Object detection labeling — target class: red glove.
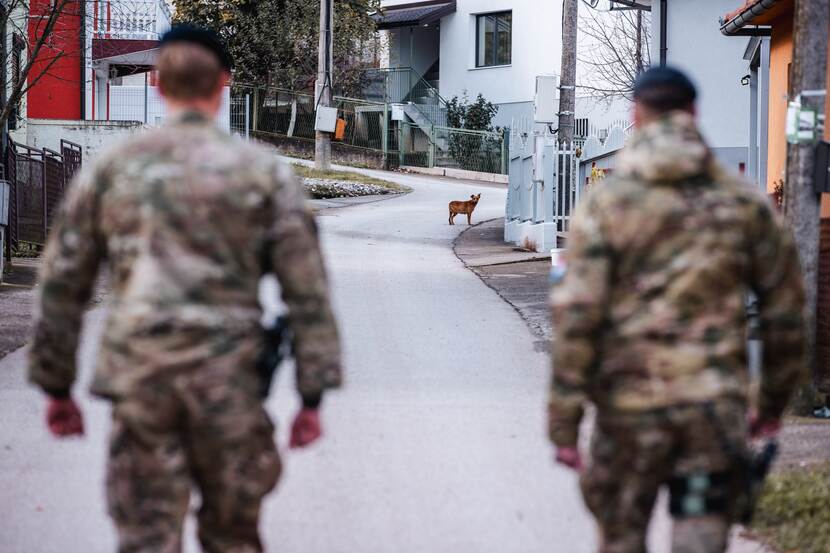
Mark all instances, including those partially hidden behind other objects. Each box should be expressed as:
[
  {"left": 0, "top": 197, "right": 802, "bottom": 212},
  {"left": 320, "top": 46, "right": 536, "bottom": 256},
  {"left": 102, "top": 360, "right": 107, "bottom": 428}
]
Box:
[
  {"left": 748, "top": 412, "right": 781, "bottom": 440},
  {"left": 289, "top": 407, "right": 322, "bottom": 449},
  {"left": 46, "top": 398, "right": 84, "bottom": 437},
  {"left": 555, "top": 446, "right": 583, "bottom": 471}
]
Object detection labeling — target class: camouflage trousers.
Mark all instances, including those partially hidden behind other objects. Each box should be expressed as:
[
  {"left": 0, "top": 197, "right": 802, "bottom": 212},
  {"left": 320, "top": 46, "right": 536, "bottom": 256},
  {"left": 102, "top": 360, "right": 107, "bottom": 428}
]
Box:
[
  {"left": 106, "top": 361, "right": 281, "bottom": 553},
  {"left": 580, "top": 399, "right": 747, "bottom": 553}
]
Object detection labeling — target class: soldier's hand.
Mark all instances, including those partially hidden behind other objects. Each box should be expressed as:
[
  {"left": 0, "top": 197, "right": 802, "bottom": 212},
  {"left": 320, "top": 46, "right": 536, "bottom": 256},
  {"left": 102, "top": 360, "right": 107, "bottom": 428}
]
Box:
[
  {"left": 555, "top": 446, "right": 583, "bottom": 471},
  {"left": 748, "top": 412, "right": 782, "bottom": 439},
  {"left": 290, "top": 407, "right": 322, "bottom": 448},
  {"left": 46, "top": 398, "right": 84, "bottom": 437}
]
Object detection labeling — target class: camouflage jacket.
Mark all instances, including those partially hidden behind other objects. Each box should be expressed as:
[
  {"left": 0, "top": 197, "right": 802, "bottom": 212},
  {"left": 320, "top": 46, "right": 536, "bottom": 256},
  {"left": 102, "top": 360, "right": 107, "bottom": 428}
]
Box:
[
  {"left": 29, "top": 111, "right": 342, "bottom": 400},
  {"left": 549, "top": 112, "right": 806, "bottom": 447}
]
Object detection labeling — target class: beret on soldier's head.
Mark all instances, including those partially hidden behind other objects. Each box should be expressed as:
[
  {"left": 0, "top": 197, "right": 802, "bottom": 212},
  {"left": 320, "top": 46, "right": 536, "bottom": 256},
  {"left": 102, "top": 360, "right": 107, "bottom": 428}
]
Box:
[
  {"left": 160, "top": 24, "right": 233, "bottom": 71},
  {"left": 633, "top": 66, "right": 697, "bottom": 104}
]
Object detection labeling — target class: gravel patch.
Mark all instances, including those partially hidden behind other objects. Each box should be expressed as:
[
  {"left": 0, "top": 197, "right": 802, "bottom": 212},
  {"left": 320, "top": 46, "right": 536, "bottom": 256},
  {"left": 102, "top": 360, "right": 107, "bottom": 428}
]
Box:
[{"left": 303, "top": 178, "right": 400, "bottom": 199}]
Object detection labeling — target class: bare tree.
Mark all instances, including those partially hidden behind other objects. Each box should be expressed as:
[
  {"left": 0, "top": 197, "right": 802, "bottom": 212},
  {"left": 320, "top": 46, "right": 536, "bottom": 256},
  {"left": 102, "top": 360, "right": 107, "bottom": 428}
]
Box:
[{"left": 578, "top": 1, "right": 651, "bottom": 101}]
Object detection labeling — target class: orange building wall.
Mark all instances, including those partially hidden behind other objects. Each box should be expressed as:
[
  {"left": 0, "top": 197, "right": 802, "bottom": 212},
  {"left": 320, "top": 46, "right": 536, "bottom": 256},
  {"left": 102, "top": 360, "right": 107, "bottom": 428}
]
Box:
[
  {"left": 766, "top": 15, "right": 830, "bottom": 218},
  {"left": 766, "top": 15, "right": 792, "bottom": 195}
]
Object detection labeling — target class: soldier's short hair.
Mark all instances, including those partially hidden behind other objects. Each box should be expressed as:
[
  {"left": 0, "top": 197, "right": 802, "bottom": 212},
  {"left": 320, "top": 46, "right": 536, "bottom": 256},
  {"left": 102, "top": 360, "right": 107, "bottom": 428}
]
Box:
[
  {"left": 156, "top": 40, "right": 225, "bottom": 100},
  {"left": 633, "top": 66, "right": 698, "bottom": 114}
]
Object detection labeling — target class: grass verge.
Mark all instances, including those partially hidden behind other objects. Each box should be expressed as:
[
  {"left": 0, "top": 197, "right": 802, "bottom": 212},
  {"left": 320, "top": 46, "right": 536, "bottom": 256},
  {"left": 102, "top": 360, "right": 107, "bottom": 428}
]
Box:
[
  {"left": 292, "top": 164, "right": 409, "bottom": 193},
  {"left": 751, "top": 462, "right": 830, "bottom": 553}
]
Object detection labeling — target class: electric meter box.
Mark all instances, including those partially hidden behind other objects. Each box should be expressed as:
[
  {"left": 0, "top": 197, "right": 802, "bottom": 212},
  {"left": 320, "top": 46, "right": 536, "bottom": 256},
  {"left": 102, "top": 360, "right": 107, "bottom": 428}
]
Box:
[
  {"left": 534, "top": 75, "right": 559, "bottom": 124},
  {"left": 391, "top": 104, "right": 406, "bottom": 122},
  {"left": 315, "top": 106, "right": 339, "bottom": 133}
]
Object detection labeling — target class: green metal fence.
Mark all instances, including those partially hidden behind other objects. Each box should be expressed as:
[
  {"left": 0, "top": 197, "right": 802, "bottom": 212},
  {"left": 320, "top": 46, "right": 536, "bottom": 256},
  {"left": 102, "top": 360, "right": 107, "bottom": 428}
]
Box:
[
  {"left": 235, "top": 85, "right": 392, "bottom": 153},
  {"left": 397, "top": 122, "right": 507, "bottom": 175},
  {"left": 232, "top": 84, "right": 508, "bottom": 175}
]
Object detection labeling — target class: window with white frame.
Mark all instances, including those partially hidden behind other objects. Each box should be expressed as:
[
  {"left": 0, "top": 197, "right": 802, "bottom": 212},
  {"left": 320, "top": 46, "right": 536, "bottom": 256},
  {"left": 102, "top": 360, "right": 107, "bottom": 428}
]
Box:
[{"left": 476, "top": 11, "right": 512, "bottom": 68}]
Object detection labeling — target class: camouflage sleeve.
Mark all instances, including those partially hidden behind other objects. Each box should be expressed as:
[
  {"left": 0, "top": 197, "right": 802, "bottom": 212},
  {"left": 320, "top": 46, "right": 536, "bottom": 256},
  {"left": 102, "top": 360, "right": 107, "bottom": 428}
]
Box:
[
  {"left": 28, "top": 167, "right": 105, "bottom": 396},
  {"left": 749, "top": 202, "right": 807, "bottom": 421},
  {"left": 268, "top": 162, "right": 342, "bottom": 400},
  {"left": 548, "top": 194, "right": 612, "bottom": 447}
]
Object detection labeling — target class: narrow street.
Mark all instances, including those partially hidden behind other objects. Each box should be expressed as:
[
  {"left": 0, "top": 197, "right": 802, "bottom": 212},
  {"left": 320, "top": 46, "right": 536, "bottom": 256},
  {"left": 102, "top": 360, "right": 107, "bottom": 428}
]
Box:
[{"left": 0, "top": 171, "right": 762, "bottom": 553}]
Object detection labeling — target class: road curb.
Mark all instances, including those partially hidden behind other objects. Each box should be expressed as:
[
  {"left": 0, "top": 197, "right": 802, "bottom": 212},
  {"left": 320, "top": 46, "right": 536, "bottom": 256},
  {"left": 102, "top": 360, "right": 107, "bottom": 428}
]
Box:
[{"left": 453, "top": 218, "right": 552, "bottom": 347}]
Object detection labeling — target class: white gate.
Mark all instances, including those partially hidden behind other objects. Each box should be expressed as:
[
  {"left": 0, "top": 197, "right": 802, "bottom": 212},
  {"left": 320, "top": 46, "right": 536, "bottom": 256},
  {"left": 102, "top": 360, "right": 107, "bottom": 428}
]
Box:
[{"left": 505, "top": 128, "right": 579, "bottom": 252}]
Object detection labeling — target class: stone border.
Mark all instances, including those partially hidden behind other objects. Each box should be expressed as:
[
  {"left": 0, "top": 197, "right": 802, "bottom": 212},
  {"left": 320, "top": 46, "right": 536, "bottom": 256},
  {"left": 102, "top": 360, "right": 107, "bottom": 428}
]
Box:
[{"left": 400, "top": 165, "right": 509, "bottom": 184}]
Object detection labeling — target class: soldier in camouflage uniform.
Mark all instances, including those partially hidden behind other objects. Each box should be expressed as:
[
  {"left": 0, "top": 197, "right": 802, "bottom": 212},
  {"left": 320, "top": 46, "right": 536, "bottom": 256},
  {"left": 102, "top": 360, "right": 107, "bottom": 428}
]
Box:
[
  {"left": 548, "top": 67, "right": 806, "bottom": 553},
  {"left": 28, "top": 25, "right": 341, "bottom": 553}
]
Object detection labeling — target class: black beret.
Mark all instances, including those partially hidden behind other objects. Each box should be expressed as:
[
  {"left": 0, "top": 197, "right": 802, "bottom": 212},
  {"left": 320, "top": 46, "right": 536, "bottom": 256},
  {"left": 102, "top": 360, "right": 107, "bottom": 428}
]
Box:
[
  {"left": 159, "top": 24, "right": 233, "bottom": 71},
  {"left": 633, "top": 66, "right": 697, "bottom": 103}
]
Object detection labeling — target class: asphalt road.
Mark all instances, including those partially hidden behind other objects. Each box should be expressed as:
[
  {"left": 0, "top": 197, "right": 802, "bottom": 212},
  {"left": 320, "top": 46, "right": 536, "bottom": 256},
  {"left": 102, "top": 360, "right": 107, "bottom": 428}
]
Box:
[{"left": 0, "top": 169, "right": 765, "bottom": 553}]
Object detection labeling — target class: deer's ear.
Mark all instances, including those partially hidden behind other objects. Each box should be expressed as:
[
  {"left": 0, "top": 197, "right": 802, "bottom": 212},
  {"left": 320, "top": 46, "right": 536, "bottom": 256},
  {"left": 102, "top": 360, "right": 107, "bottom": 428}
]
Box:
[{"left": 471, "top": 195, "right": 475, "bottom": 199}]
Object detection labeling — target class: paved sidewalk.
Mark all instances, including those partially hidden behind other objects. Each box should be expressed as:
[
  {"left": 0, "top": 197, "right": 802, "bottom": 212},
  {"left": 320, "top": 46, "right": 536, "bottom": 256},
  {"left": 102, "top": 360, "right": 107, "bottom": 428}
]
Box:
[
  {"left": 0, "top": 258, "right": 39, "bottom": 359},
  {"left": 454, "top": 218, "right": 552, "bottom": 345}
]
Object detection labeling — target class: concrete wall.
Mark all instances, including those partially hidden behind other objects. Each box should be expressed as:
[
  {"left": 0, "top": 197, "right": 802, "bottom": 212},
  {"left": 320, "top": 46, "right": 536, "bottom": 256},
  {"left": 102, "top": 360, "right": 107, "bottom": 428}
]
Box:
[
  {"left": 25, "top": 119, "right": 145, "bottom": 160},
  {"left": 254, "top": 133, "right": 392, "bottom": 171},
  {"left": 652, "top": 0, "right": 750, "bottom": 162}
]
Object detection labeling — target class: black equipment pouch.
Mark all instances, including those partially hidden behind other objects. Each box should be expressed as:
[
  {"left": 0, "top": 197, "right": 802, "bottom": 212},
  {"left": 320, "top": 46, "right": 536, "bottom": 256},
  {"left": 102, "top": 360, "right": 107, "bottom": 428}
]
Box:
[
  {"left": 669, "top": 471, "right": 732, "bottom": 517},
  {"left": 257, "top": 316, "right": 292, "bottom": 398},
  {"left": 696, "top": 402, "right": 779, "bottom": 524}
]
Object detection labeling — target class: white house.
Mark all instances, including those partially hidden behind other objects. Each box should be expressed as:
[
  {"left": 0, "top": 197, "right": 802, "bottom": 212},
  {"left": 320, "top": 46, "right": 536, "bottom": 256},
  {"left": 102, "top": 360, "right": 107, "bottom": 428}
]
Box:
[
  {"left": 650, "top": 0, "right": 751, "bottom": 174},
  {"left": 376, "top": 0, "right": 630, "bottom": 131}
]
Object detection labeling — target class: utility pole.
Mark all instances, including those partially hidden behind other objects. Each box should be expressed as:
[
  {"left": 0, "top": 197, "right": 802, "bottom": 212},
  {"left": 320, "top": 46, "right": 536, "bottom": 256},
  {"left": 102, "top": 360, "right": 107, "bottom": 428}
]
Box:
[
  {"left": 315, "top": 0, "right": 334, "bottom": 170},
  {"left": 558, "top": 0, "right": 578, "bottom": 144},
  {"left": 785, "top": 0, "right": 829, "bottom": 403}
]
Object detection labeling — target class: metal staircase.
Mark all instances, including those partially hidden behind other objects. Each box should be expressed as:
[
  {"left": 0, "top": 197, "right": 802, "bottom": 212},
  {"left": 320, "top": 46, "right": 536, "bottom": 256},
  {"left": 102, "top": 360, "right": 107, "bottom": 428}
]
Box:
[{"left": 358, "top": 67, "right": 449, "bottom": 149}]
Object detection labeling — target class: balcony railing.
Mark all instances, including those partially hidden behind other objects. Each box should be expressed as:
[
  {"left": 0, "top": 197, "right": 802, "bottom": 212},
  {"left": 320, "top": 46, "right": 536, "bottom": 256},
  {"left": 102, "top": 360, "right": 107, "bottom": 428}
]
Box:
[
  {"left": 93, "top": 0, "right": 172, "bottom": 40},
  {"left": 358, "top": 67, "right": 448, "bottom": 128}
]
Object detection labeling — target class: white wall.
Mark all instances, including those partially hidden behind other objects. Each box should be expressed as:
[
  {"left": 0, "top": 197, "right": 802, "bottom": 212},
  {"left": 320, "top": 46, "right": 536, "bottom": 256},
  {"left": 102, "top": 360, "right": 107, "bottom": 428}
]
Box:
[
  {"left": 439, "top": 0, "right": 563, "bottom": 107},
  {"left": 26, "top": 119, "right": 145, "bottom": 160},
  {"left": 652, "top": 0, "right": 750, "bottom": 159}
]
